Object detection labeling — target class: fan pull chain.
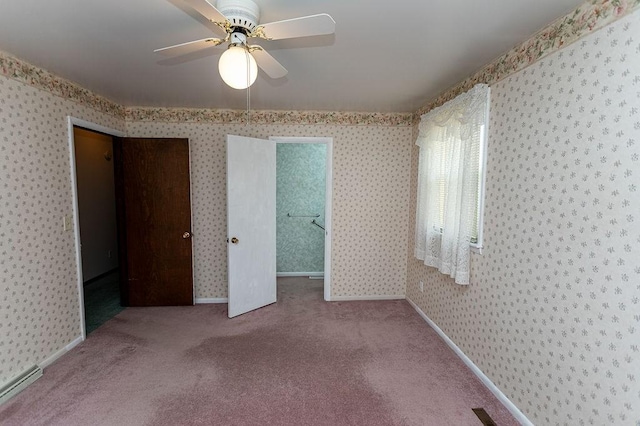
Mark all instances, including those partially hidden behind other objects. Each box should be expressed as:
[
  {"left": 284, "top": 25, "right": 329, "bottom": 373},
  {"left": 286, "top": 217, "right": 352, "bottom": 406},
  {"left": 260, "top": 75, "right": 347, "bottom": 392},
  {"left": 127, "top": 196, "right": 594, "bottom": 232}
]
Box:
[{"left": 245, "top": 48, "right": 251, "bottom": 126}]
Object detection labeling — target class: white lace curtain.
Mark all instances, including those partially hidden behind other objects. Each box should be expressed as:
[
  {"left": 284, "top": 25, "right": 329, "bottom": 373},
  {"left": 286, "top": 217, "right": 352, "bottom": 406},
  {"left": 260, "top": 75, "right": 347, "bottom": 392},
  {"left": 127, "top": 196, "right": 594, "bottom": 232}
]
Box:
[{"left": 415, "top": 84, "right": 490, "bottom": 285}]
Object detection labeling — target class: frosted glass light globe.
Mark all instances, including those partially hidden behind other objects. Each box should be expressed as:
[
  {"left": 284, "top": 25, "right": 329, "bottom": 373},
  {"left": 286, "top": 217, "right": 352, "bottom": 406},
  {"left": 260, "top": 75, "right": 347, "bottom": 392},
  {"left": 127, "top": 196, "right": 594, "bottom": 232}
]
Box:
[{"left": 218, "top": 46, "right": 258, "bottom": 90}]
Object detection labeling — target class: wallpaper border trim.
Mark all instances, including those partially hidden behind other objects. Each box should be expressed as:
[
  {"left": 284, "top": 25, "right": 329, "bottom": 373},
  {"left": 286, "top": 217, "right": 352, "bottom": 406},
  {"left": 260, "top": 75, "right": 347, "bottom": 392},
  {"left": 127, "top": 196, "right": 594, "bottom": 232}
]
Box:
[
  {"left": 0, "top": 51, "right": 125, "bottom": 119},
  {"left": 406, "top": 297, "right": 534, "bottom": 426},
  {"left": 3, "top": 1, "right": 638, "bottom": 125},
  {"left": 0, "top": 51, "right": 412, "bottom": 127},
  {"left": 415, "top": 0, "right": 640, "bottom": 117},
  {"left": 126, "top": 107, "right": 414, "bottom": 127}
]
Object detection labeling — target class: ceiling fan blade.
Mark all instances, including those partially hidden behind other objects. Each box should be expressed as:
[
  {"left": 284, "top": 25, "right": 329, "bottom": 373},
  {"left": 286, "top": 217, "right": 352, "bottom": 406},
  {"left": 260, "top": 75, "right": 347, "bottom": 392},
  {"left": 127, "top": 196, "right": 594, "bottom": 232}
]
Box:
[
  {"left": 254, "top": 13, "right": 335, "bottom": 40},
  {"left": 250, "top": 47, "right": 288, "bottom": 79},
  {"left": 181, "top": 0, "right": 229, "bottom": 35},
  {"left": 154, "top": 38, "right": 225, "bottom": 56}
]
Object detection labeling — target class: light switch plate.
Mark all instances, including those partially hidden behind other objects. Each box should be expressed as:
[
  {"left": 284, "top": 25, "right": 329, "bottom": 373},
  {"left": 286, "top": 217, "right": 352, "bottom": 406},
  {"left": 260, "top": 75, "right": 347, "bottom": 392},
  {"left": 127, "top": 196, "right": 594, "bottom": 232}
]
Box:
[{"left": 63, "top": 215, "right": 72, "bottom": 231}]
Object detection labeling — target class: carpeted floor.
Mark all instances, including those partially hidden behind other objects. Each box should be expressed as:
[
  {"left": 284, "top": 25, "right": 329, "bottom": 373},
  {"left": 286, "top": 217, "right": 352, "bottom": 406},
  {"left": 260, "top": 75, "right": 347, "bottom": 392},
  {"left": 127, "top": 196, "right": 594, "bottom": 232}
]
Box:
[
  {"left": 0, "top": 278, "right": 517, "bottom": 425},
  {"left": 84, "top": 270, "right": 125, "bottom": 335}
]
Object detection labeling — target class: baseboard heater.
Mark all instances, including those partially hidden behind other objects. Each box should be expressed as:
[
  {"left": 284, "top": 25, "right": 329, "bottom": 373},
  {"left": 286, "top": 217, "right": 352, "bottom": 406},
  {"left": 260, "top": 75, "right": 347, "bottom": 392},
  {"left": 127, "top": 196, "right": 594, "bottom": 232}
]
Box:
[{"left": 0, "top": 365, "right": 43, "bottom": 405}]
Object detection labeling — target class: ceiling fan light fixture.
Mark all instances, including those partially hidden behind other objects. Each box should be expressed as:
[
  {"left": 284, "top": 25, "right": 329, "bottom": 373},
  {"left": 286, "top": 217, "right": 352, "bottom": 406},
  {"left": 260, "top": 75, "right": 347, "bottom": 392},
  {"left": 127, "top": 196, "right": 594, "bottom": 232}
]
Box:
[
  {"left": 157, "top": 0, "right": 336, "bottom": 89},
  {"left": 218, "top": 44, "right": 258, "bottom": 89}
]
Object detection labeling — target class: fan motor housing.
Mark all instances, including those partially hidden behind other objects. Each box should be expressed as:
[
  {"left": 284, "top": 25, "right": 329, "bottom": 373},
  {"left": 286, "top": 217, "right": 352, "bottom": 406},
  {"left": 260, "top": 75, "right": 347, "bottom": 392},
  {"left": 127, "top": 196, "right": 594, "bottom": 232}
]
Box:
[{"left": 217, "top": 0, "right": 260, "bottom": 33}]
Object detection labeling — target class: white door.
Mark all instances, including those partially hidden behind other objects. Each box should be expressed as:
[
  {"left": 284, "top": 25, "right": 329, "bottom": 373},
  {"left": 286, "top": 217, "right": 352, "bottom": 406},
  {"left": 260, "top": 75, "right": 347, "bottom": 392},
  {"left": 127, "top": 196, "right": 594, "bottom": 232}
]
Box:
[{"left": 226, "top": 134, "right": 276, "bottom": 318}]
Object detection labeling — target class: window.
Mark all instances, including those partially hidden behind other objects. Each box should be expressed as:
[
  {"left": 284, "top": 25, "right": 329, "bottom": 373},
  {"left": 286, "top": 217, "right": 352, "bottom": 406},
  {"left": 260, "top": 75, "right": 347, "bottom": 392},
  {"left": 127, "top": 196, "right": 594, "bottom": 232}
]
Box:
[
  {"left": 430, "top": 124, "right": 486, "bottom": 246},
  {"left": 415, "top": 84, "right": 490, "bottom": 285}
]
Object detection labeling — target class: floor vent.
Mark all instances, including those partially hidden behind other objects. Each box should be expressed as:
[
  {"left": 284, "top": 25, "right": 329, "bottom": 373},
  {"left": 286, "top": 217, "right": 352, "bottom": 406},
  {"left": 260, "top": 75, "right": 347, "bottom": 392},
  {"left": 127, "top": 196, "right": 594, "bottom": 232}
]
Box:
[
  {"left": 472, "top": 408, "right": 497, "bottom": 426},
  {"left": 0, "top": 365, "right": 43, "bottom": 405}
]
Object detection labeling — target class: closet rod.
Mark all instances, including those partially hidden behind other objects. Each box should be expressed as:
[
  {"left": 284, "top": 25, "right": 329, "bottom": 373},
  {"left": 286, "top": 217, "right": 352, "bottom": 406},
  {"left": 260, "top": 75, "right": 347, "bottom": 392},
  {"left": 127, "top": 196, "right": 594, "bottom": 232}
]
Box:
[{"left": 287, "top": 213, "right": 320, "bottom": 218}]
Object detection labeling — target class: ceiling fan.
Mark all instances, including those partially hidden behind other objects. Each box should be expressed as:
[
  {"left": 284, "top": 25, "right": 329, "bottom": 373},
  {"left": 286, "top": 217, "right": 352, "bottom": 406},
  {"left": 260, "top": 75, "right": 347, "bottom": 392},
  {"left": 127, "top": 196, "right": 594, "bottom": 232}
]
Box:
[{"left": 155, "top": 0, "right": 336, "bottom": 89}]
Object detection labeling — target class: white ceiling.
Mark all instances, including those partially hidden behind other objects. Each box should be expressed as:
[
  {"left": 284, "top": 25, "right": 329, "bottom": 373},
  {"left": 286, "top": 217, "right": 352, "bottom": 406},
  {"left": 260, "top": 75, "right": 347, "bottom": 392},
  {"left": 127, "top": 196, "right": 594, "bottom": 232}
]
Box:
[{"left": 0, "top": 0, "right": 585, "bottom": 113}]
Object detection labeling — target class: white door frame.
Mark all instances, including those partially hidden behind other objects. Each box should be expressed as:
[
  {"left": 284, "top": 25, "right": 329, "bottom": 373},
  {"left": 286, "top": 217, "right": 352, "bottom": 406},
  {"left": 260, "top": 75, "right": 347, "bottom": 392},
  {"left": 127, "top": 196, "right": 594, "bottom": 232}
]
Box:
[
  {"left": 270, "top": 136, "right": 333, "bottom": 302},
  {"left": 67, "top": 117, "right": 125, "bottom": 341}
]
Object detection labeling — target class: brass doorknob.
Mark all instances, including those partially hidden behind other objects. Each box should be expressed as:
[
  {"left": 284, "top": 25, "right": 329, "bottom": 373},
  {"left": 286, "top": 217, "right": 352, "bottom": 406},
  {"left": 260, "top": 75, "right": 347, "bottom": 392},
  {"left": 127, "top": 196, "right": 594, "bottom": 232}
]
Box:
[
  {"left": 182, "top": 232, "right": 191, "bottom": 239},
  {"left": 230, "top": 237, "right": 239, "bottom": 244}
]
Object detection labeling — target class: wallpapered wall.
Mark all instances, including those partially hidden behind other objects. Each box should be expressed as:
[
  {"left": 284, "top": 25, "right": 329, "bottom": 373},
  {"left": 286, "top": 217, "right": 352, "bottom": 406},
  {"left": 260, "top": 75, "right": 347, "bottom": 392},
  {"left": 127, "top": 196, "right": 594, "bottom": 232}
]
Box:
[
  {"left": 0, "top": 75, "right": 125, "bottom": 385},
  {"left": 126, "top": 122, "right": 412, "bottom": 300},
  {"left": 276, "top": 143, "right": 326, "bottom": 273},
  {"left": 407, "top": 9, "right": 640, "bottom": 426},
  {"left": 2, "top": 2, "right": 637, "bottom": 421}
]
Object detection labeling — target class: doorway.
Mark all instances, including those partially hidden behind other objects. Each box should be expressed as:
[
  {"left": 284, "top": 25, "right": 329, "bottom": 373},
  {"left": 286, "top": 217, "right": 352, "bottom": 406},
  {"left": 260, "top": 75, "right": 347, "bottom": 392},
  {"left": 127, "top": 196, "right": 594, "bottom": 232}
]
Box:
[
  {"left": 226, "top": 135, "right": 333, "bottom": 318},
  {"left": 275, "top": 140, "right": 328, "bottom": 289},
  {"left": 68, "top": 118, "right": 195, "bottom": 340},
  {"left": 68, "top": 118, "right": 125, "bottom": 339},
  {"left": 272, "top": 137, "right": 333, "bottom": 301},
  {"left": 73, "top": 127, "right": 122, "bottom": 335}
]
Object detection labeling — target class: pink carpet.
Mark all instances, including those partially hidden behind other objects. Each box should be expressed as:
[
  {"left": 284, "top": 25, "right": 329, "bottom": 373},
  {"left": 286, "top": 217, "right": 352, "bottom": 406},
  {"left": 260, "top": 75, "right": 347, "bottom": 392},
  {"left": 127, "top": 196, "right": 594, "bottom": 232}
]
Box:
[{"left": 0, "top": 278, "right": 517, "bottom": 425}]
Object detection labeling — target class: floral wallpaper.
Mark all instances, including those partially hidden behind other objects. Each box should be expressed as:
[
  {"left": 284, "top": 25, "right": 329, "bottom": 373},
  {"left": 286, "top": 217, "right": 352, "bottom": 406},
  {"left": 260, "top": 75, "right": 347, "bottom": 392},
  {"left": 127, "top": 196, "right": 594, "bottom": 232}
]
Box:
[
  {"left": 408, "top": 9, "right": 640, "bottom": 425},
  {"left": 0, "top": 75, "right": 125, "bottom": 385},
  {"left": 126, "top": 122, "right": 412, "bottom": 300},
  {"left": 276, "top": 143, "right": 327, "bottom": 273}
]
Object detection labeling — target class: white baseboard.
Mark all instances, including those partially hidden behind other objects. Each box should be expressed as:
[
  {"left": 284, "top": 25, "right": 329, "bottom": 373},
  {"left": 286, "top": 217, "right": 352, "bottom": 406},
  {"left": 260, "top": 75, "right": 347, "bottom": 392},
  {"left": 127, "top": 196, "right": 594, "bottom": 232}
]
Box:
[
  {"left": 195, "top": 298, "right": 228, "bottom": 304},
  {"left": 277, "top": 272, "right": 324, "bottom": 277},
  {"left": 40, "top": 335, "right": 83, "bottom": 370},
  {"left": 330, "top": 295, "right": 405, "bottom": 301},
  {"left": 406, "top": 297, "right": 533, "bottom": 426}
]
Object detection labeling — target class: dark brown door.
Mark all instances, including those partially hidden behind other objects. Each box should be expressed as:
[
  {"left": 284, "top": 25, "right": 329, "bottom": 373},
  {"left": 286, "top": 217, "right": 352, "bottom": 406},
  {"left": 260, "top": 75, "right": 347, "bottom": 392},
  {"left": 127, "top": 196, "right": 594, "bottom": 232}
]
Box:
[{"left": 113, "top": 138, "right": 193, "bottom": 306}]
